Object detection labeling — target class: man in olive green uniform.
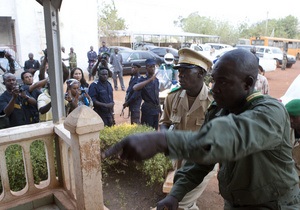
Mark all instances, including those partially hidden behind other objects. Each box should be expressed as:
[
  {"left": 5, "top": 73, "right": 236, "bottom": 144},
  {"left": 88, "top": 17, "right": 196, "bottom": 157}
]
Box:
[
  {"left": 285, "top": 99, "right": 300, "bottom": 179},
  {"left": 103, "top": 49, "right": 300, "bottom": 209},
  {"left": 159, "top": 49, "right": 216, "bottom": 210}
]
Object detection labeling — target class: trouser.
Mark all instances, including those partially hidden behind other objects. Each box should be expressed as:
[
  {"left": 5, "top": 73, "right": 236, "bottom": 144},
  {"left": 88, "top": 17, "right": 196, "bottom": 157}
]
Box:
[
  {"left": 224, "top": 184, "right": 300, "bottom": 210},
  {"left": 141, "top": 113, "right": 159, "bottom": 130},
  {"left": 112, "top": 71, "right": 125, "bottom": 90},
  {"left": 130, "top": 110, "right": 140, "bottom": 124},
  {"left": 178, "top": 164, "right": 219, "bottom": 210},
  {"left": 281, "top": 60, "right": 287, "bottom": 70}
]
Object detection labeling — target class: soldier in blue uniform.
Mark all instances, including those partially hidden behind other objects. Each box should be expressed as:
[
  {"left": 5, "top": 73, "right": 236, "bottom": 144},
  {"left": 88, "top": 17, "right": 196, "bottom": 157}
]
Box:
[
  {"left": 103, "top": 49, "right": 300, "bottom": 209},
  {"left": 133, "top": 58, "right": 160, "bottom": 130},
  {"left": 88, "top": 67, "right": 115, "bottom": 127},
  {"left": 123, "top": 63, "right": 142, "bottom": 124}
]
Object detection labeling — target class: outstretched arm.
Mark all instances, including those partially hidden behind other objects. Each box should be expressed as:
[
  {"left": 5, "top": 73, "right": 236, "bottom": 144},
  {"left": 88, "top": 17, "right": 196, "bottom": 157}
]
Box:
[
  {"left": 133, "top": 74, "right": 157, "bottom": 91},
  {"left": 102, "top": 131, "right": 168, "bottom": 161}
]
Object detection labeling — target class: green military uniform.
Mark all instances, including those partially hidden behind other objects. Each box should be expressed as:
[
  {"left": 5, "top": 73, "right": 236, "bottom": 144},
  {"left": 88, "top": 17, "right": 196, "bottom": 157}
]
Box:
[
  {"left": 165, "top": 92, "right": 300, "bottom": 208},
  {"left": 159, "top": 84, "right": 213, "bottom": 131},
  {"left": 69, "top": 52, "right": 77, "bottom": 69}
]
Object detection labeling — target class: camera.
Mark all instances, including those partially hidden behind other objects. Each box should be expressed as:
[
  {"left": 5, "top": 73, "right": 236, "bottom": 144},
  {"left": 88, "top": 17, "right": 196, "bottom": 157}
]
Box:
[{"left": 18, "top": 84, "right": 24, "bottom": 92}]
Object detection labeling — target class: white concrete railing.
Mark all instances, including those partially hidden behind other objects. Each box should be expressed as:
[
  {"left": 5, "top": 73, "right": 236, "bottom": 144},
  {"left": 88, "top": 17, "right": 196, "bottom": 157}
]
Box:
[{"left": 0, "top": 106, "right": 105, "bottom": 210}]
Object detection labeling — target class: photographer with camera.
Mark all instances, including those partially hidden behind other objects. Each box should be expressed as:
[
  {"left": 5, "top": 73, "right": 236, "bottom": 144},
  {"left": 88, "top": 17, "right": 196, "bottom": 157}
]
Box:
[
  {"left": 0, "top": 73, "right": 37, "bottom": 128},
  {"left": 91, "top": 52, "right": 113, "bottom": 82},
  {"left": 65, "top": 79, "right": 93, "bottom": 115}
]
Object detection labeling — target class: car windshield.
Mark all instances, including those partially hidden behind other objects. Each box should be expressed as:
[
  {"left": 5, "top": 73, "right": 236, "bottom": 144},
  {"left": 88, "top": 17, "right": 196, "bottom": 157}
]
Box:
[{"left": 272, "top": 48, "right": 283, "bottom": 54}]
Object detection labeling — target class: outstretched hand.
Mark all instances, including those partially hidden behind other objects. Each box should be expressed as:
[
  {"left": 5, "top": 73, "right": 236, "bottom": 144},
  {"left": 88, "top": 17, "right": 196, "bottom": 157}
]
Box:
[
  {"left": 157, "top": 195, "right": 179, "bottom": 210},
  {"left": 101, "top": 132, "right": 168, "bottom": 161}
]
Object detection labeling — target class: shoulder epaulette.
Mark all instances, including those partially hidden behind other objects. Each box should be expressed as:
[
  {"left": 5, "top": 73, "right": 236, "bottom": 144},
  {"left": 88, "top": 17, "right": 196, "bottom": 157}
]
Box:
[{"left": 169, "top": 86, "right": 182, "bottom": 93}]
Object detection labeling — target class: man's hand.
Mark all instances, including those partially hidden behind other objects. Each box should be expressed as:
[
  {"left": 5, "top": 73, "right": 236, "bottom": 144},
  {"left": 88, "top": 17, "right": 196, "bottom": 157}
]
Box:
[
  {"left": 157, "top": 195, "right": 179, "bottom": 210},
  {"left": 102, "top": 132, "right": 168, "bottom": 161},
  {"left": 123, "top": 102, "right": 128, "bottom": 108}
]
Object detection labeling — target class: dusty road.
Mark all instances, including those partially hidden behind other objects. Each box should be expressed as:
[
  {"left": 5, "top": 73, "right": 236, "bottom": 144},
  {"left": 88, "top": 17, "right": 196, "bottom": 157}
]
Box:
[{"left": 99, "top": 60, "right": 300, "bottom": 209}]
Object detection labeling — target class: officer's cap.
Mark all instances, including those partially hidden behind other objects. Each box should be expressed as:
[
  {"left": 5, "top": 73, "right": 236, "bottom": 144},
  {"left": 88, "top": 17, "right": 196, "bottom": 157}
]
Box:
[
  {"left": 174, "top": 48, "right": 212, "bottom": 71},
  {"left": 145, "top": 58, "right": 156, "bottom": 66},
  {"left": 132, "top": 63, "right": 141, "bottom": 68}
]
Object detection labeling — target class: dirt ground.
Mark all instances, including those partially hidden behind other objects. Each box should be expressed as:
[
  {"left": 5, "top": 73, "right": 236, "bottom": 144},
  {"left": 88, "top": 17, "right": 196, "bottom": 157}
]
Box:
[{"left": 97, "top": 60, "right": 300, "bottom": 210}]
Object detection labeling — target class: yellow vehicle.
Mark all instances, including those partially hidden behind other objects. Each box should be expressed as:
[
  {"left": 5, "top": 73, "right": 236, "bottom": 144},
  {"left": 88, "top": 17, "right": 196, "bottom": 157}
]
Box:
[{"left": 250, "top": 36, "right": 300, "bottom": 60}]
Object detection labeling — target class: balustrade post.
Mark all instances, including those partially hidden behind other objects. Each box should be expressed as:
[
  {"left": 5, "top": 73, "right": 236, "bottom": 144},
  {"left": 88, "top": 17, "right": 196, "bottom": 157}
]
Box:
[{"left": 64, "top": 106, "right": 104, "bottom": 210}]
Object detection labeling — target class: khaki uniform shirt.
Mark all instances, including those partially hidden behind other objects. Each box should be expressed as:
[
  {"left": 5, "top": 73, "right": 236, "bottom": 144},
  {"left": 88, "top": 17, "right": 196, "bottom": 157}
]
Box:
[{"left": 159, "top": 84, "right": 213, "bottom": 132}]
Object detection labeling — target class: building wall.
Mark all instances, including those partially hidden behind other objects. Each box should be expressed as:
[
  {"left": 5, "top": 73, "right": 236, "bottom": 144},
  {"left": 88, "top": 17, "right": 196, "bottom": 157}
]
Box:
[{"left": 0, "top": 0, "right": 98, "bottom": 72}]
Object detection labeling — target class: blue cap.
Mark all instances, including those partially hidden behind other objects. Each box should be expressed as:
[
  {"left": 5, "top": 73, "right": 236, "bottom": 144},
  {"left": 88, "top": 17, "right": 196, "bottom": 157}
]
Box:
[{"left": 145, "top": 58, "right": 156, "bottom": 65}]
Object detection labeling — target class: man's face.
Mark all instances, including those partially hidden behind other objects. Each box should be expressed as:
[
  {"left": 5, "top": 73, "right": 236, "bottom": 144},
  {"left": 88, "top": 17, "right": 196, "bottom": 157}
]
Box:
[
  {"left": 178, "top": 66, "right": 204, "bottom": 91},
  {"left": 99, "top": 70, "right": 109, "bottom": 82},
  {"left": 131, "top": 66, "right": 139, "bottom": 74},
  {"left": 29, "top": 53, "right": 33, "bottom": 60},
  {"left": 146, "top": 64, "right": 155, "bottom": 75},
  {"left": 4, "top": 74, "right": 17, "bottom": 91},
  {"left": 22, "top": 72, "right": 33, "bottom": 85},
  {"left": 102, "top": 42, "right": 106, "bottom": 47},
  {"left": 211, "top": 60, "right": 248, "bottom": 111},
  {"left": 290, "top": 116, "right": 300, "bottom": 131}
]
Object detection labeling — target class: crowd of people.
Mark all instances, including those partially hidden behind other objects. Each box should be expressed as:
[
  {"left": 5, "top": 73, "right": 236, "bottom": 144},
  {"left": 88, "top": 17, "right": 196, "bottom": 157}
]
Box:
[{"left": 1, "top": 42, "right": 300, "bottom": 209}]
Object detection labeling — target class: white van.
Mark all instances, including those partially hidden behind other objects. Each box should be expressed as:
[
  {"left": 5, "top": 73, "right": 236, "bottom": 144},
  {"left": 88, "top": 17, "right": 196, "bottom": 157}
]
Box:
[
  {"left": 205, "top": 43, "right": 233, "bottom": 51},
  {"left": 188, "top": 44, "right": 211, "bottom": 58},
  {"left": 256, "top": 46, "right": 296, "bottom": 68}
]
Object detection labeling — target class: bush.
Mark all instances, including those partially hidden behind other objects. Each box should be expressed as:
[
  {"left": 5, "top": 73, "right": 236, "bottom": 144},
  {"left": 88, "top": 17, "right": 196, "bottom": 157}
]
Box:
[
  {"left": 1, "top": 140, "right": 50, "bottom": 192},
  {"left": 100, "top": 123, "right": 173, "bottom": 185}
]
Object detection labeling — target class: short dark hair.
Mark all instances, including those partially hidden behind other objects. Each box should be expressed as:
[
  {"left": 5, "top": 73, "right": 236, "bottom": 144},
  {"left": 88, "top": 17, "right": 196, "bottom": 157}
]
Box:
[{"left": 21, "top": 71, "right": 32, "bottom": 80}]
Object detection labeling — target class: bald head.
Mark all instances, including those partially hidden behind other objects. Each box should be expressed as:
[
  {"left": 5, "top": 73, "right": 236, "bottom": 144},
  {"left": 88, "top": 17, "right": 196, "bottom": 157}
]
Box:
[
  {"left": 216, "top": 49, "right": 259, "bottom": 80},
  {"left": 211, "top": 49, "right": 260, "bottom": 113}
]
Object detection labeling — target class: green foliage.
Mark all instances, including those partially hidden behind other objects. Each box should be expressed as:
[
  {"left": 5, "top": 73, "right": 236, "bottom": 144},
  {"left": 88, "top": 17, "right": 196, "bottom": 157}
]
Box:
[
  {"left": 100, "top": 123, "right": 173, "bottom": 185},
  {"left": 99, "top": 0, "right": 127, "bottom": 37},
  {"left": 2, "top": 140, "right": 49, "bottom": 192},
  {"left": 177, "top": 13, "right": 300, "bottom": 44},
  {"left": 30, "top": 140, "right": 48, "bottom": 184},
  {"left": 5, "top": 144, "right": 26, "bottom": 191}
]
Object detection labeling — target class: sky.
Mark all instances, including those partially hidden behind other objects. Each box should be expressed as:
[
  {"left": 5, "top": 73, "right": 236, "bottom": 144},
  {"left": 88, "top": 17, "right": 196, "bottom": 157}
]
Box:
[{"left": 101, "top": 0, "right": 300, "bottom": 33}]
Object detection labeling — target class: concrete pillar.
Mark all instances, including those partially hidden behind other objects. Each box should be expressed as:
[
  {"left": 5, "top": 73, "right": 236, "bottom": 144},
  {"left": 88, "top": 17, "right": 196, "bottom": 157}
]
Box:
[{"left": 64, "top": 106, "right": 104, "bottom": 210}]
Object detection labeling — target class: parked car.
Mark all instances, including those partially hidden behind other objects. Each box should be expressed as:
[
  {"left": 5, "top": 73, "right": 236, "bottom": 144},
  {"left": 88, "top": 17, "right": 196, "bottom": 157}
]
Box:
[
  {"left": 107, "top": 46, "right": 132, "bottom": 55},
  {"left": 234, "top": 45, "right": 277, "bottom": 72},
  {"left": 212, "top": 47, "right": 276, "bottom": 72},
  {"left": 150, "top": 47, "right": 179, "bottom": 63},
  {"left": 205, "top": 43, "right": 233, "bottom": 51},
  {"left": 119, "top": 50, "right": 163, "bottom": 75},
  {"left": 256, "top": 46, "right": 296, "bottom": 68}
]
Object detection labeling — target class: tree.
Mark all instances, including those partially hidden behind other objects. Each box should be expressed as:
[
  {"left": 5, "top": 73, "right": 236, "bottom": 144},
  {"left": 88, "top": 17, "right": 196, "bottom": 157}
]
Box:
[
  {"left": 98, "top": 0, "right": 127, "bottom": 38},
  {"left": 176, "top": 13, "right": 300, "bottom": 44}
]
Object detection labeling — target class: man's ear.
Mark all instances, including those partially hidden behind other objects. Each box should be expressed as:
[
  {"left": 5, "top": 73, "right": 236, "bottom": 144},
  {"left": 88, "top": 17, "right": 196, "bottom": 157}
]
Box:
[{"left": 245, "top": 75, "right": 255, "bottom": 90}]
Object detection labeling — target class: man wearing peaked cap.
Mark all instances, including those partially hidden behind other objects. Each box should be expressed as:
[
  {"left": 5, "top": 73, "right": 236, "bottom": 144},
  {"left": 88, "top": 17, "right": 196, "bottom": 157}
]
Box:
[
  {"left": 285, "top": 99, "right": 300, "bottom": 179},
  {"left": 174, "top": 48, "right": 213, "bottom": 71},
  {"left": 132, "top": 57, "right": 160, "bottom": 130},
  {"left": 159, "top": 48, "right": 216, "bottom": 210}
]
